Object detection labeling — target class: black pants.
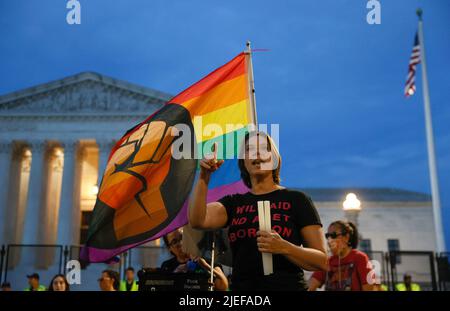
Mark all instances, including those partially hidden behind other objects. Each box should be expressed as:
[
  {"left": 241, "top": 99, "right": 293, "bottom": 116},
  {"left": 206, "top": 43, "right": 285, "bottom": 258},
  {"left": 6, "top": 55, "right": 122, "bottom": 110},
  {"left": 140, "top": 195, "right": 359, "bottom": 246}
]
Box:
[{"left": 231, "top": 272, "right": 307, "bottom": 291}]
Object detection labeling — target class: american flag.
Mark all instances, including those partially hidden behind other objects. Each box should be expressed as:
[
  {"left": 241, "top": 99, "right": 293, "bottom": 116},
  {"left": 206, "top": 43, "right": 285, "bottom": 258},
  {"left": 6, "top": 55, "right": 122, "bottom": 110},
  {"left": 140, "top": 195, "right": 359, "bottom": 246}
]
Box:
[{"left": 404, "top": 33, "right": 421, "bottom": 97}]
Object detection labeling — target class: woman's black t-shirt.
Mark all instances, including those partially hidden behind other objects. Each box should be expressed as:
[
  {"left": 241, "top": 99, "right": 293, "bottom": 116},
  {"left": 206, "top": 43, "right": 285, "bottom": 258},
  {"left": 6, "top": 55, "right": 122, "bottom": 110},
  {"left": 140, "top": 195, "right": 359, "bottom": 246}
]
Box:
[{"left": 218, "top": 188, "right": 322, "bottom": 288}]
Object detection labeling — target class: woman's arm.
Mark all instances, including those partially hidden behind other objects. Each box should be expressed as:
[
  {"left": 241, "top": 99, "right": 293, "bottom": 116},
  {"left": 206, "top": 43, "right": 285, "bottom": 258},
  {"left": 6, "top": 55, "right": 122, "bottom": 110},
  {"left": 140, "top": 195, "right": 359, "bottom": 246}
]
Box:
[
  {"left": 212, "top": 266, "right": 229, "bottom": 291},
  {"left": 189, "top": 151, "right": 227, "bottom": 230},
  {"left": 257, "top": 225, "right": 328, "bottom": 271}
]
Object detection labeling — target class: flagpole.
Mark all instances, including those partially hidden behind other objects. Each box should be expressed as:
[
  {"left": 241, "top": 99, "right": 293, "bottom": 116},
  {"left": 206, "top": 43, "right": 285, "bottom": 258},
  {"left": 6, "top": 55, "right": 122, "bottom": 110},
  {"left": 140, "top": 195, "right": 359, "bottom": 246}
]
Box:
[
  {"left": 417, "top": 8, "right": 446, "bottom": 252},
  {"left": 245, "top": 41, "right": 258, "bottom": 127},
  {"left": 209, "top": 233, "right": 215, "bottom": 291}
]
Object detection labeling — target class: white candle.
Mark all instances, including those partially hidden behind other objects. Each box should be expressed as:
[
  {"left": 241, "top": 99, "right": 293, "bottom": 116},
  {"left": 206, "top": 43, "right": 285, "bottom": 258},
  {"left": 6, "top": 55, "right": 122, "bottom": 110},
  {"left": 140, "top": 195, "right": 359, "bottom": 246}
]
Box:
[{"left": 258, "top": 200, "right": 273, "bottom": 275}]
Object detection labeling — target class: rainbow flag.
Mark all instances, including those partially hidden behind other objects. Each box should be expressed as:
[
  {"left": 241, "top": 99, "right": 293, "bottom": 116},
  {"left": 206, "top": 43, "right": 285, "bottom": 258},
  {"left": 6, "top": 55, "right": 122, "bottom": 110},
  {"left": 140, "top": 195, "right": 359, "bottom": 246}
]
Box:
[{"left": 81, "top": 52, "right": 254, "bottom": 262}]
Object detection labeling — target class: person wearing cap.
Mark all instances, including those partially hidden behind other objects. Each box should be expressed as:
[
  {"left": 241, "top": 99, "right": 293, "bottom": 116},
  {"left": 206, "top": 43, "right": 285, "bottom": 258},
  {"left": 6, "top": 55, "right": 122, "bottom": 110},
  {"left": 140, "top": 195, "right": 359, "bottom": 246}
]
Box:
[
  {"left": 24, "top": 273, "right": 46, "bottom": 291},
  {"left": 395, "top": 273, "right": 421, "bottom": 291}
]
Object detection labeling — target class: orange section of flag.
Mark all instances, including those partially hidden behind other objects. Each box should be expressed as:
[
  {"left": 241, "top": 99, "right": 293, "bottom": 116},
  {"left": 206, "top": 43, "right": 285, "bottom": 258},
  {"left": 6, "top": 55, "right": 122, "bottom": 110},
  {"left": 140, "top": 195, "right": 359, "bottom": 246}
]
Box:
[
  {"left": 98, "top": 122, "right": 175, "bottom": 210},
  {"left": 113, "top": 187, "right": 168, "bottom": 240},
  {"left": 181, "top": 73, "right": 248, "bottom": 117},
  {"left": 99, "top": 153, "right": 171, "bottom": 210}
]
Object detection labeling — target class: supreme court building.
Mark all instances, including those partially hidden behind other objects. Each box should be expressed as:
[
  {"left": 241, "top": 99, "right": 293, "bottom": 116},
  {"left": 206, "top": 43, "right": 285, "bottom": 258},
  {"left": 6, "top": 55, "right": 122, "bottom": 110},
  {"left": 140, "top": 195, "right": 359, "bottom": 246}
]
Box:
[{"left": 0, "top": 72, "right": 171, "bottom": 248}]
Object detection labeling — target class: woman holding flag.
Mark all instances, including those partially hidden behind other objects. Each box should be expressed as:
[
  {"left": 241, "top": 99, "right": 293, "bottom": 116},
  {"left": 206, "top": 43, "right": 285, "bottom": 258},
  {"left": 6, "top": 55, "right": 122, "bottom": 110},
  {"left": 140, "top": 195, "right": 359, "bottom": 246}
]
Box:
[{"left": 189, "top": 131, "right": 327, "bottom": 291}]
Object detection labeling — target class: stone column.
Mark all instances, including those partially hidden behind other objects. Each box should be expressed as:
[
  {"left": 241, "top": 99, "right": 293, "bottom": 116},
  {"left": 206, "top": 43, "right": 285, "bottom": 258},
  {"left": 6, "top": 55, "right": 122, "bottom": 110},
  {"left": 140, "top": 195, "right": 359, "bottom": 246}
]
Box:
[
  {"left": 68, "top": 145, "right": 84, "bottom": 246},
  {"left": 40, "top": 146, "right": 64, "bottom": 244},
  {"left": 0, "top": 140, "right": 12, "bottom": 245},
  {"left": 5, "top": 145, "right": 32, "bottom": 268},
  {"left": 23, "top": 141, "right": 46, "bottom": 244},
  {"left": 7, "top": 145, "right": 31, "bottom": 245},
  {"left": 56, "top": 140, "right": 78, "bottom": 246}
]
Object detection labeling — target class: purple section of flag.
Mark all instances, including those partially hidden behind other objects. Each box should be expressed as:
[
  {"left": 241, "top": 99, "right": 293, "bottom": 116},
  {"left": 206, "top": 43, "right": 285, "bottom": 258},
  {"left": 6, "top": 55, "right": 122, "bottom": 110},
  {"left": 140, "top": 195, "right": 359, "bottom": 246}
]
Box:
[
  {"left": 80, "top": 180, "right": 248, "bottom": 263},
  {"left": 80, "top": 199, "right": 190, "bottom": 263},
  {"left": 207, "top": 179, "right": 249, "bottom": 202}
]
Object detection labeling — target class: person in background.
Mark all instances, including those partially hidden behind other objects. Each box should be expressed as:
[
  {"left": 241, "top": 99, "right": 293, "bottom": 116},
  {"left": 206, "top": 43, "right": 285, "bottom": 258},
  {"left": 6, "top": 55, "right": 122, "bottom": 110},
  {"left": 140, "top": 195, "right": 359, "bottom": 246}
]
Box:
[
  {"left": 161, "top": 228, "right": 190, "bottom": 272},
  {"left": 98, "top": 270, "right": 120, "bottom": 291},
  {"left": 24, "top": 273, "right": 46, "bottom": 291},
  {"left": 308, "top": 220, "right": 375, "bottom": 291},
  {"left": 1, "top": 282, "right": 12, "bottom": 291},
  {"left": 395, "top": 273, "right": 421, "bottom": 291},
  {"left": 161, "top": 228, "right": 229, "bottom": 291},
  {"left": 119, "top": 267, "right": 139, "bottom": 291},
  {"left": 48, "top": 274, "right": 70, "bottom": 291}
]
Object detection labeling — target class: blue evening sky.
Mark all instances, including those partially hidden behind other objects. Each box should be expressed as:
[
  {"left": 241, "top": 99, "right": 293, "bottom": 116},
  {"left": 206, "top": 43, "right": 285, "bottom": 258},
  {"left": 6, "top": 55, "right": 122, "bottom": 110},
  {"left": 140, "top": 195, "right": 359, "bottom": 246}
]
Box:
[{"left": 1, "top": 0, "right": 449, "bottom": 248}]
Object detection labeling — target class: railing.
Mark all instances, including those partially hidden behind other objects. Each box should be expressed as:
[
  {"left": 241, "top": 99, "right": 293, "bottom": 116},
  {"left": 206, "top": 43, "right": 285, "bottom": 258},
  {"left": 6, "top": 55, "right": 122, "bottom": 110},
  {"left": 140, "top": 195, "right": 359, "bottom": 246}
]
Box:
[
  {"left": 2, "top": 244, "right": 64, "bottom": 290},
  {"left": 437, "top": 252, "right": 450, "bottom": 291},
  {"left": 366, "top": 251, "right": 389, "bottom": 287},
  {"left": 387, "top": 251, "right": 437, "bottom": 291},
  {"left": 0, "top": 245, "right": 6, "bottom": 284}
]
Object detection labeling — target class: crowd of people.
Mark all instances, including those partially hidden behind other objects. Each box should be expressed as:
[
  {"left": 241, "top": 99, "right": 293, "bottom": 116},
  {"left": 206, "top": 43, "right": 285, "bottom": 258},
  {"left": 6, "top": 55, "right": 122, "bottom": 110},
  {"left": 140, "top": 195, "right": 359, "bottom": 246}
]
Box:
[
  {"left": 0, "top": 224, "right": 422, "bottom": 291},
  {"left": 0, "top": 265, "right": 141, "bottom": 291},
  {"left": 0, "top": 227, "right": 231, "bottom": 292}
]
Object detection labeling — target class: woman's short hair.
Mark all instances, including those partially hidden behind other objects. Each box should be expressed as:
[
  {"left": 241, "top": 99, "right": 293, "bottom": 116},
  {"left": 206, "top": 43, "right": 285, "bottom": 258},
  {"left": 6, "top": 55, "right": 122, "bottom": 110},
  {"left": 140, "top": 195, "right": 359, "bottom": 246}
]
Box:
[{"left": 238, "top": 131, "right": 281, "bottom": 188}]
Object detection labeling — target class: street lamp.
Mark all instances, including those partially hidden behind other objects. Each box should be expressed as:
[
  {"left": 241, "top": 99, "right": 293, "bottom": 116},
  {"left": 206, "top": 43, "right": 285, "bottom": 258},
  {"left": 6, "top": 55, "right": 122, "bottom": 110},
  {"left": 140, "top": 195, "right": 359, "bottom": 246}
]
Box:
[
  {"left": 343, "top": 193, "right": 361, "bottom": 228},
  {"left": 91, "top": 184, "right": 99, "bottom": 196}
]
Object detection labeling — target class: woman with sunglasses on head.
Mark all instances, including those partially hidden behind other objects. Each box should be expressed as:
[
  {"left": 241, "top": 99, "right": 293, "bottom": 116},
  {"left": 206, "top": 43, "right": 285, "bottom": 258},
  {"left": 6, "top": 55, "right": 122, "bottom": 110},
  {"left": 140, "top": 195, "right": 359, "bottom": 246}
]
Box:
[
  {"left": 189, "top": 131, "right": 327, "bottom": 291},
  {"left": 308, "top": 220, "right": 375, "bottom": 291}
]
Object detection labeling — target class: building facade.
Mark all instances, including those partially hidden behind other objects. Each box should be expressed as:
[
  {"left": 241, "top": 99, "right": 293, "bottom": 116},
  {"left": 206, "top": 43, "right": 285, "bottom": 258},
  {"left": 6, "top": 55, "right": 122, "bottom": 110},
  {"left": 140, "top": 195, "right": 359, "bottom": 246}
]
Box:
[
  {"left": 302, "top": 188, "right": 436, "bottom": 252},
  {"left": 0, "top": 72, "right": 171, "bottom": 248}
]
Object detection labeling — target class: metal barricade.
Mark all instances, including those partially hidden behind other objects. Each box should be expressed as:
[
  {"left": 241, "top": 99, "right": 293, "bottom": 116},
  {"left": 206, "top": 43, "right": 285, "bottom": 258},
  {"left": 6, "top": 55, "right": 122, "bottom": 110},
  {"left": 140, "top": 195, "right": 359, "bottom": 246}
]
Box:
[
  {"left": 67, "top": 245, "right": 124, "bottom": 291},
  {"left": 436, "top": 252, "right": 450, "bottom": 291},
  {"left": 388, "top": 251, "right": 437, "bottom": 291},
  {"left": 366, "top": 251, "right": 390, "bottom": 289},
  {"left": 2, "top": 244, "right": 63, "bottom": 291}
]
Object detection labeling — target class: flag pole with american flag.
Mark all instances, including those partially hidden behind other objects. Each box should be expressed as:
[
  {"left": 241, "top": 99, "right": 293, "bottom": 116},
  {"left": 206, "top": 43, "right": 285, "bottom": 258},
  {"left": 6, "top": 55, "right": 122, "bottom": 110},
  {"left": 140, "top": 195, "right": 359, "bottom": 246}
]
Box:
[
  {"left": 406, "top": 9, "right": 446, "bottom": 252},
  {"left": 404, "top": 33, "right": 420, "bottom": 97}
]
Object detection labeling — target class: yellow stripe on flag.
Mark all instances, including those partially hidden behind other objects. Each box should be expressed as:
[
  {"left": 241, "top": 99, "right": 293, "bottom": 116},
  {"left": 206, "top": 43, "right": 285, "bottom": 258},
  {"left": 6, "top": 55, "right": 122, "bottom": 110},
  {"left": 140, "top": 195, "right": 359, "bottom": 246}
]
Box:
[{"left": 193, "top": 99, "right": 250, "bottom": 143}]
